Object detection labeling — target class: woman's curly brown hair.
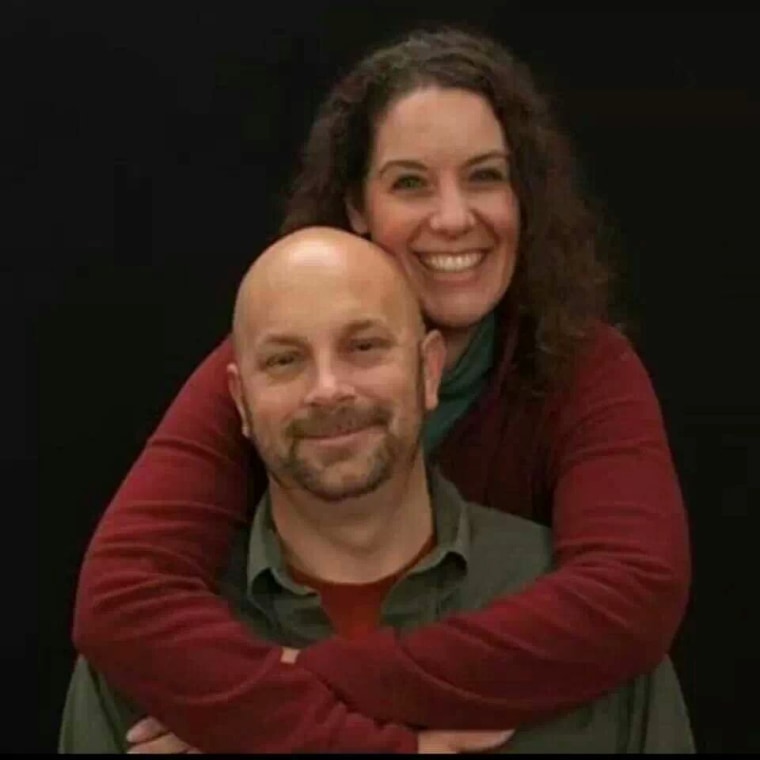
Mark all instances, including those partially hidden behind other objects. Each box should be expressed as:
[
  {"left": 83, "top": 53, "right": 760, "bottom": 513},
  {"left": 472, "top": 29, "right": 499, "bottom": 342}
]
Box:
[{"left": 280, "top": 26, "right": 613, "bottom": 395}]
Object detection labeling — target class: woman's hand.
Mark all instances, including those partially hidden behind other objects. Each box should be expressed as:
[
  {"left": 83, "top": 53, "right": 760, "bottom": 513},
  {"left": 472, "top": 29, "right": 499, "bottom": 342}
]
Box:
[{"left": 126, "top": 716, "right": 201, "bottom": 754}]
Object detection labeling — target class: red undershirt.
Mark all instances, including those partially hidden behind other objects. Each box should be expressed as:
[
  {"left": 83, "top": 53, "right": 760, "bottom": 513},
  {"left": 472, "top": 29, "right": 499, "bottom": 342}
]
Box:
[{"left": 287, "top": 534, "right": 436, "bottom": 639}]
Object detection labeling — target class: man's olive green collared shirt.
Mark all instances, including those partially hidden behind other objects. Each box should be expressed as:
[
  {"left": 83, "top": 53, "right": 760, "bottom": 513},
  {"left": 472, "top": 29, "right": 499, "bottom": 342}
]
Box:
[{"left": 59, "top": 471, "right": 694, "bottom": 754}]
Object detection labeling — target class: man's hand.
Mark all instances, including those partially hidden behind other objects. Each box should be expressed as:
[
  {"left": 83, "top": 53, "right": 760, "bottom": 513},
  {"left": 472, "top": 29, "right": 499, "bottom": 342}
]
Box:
[
  {"left": 417, "top": 729, "right": 514, "bottom": 754},
  {"left": 125, "top": 698, "right": 512, "bottom": 755},
  {"left": 126, "top": 718, "right": 513, "bottom": 755},
  {"left": 125, "top": 717, "right": 512, "bottom": 755},
  {"left": 126, "top": 716, "right": 201, "bottom": 754}
]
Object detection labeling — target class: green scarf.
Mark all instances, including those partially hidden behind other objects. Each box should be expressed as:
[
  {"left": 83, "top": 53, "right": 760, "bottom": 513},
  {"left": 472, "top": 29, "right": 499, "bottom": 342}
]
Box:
[{"left": 422, "top": 311, "right": 497, "bottom": 455}]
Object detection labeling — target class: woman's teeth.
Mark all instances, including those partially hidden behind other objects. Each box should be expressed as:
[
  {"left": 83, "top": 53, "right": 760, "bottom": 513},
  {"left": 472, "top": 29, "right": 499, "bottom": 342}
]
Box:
[{"left": 420, "top": 251, "right": 485, "bottom": 273}]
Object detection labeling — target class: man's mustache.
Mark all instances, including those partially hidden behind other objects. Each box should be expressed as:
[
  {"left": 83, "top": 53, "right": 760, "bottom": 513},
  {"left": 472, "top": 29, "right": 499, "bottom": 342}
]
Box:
[{"left": 288, "top": 404, "right": 391, "bottom": 438}]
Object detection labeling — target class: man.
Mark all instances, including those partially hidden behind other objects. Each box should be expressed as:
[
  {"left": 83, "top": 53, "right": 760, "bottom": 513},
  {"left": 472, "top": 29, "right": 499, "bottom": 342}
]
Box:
[{"left": 59, "top": 227, "right": 694, "bottom": 754}]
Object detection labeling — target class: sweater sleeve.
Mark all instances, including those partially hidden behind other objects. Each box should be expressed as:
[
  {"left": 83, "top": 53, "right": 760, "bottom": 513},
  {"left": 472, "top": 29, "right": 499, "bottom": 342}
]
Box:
[
  {"left": 295, "top": 327, "right": 691, "bottom": 728},
  {"left": 71, "top": 336, "right": 417, "bottom": 753}
]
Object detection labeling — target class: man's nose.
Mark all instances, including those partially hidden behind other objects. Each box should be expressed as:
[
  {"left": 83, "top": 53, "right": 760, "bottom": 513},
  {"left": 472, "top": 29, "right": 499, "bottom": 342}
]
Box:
[{"left": 303, "top": 359, "right": 356, "bottom": 406}]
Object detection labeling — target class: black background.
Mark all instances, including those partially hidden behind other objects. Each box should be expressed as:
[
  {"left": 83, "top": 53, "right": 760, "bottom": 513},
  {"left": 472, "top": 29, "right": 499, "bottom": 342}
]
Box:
[{"left": 6, "top": 3, "right": 759, "bottom": 754}]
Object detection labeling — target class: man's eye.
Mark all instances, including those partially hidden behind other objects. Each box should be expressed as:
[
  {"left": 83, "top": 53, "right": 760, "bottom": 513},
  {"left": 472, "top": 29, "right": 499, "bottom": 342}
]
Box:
[
  {"left": 264, "top": 353, "right": 299, "bottom": 369},
  {"left": 351, "top": 338, "right": 386, "bottom": 353}
]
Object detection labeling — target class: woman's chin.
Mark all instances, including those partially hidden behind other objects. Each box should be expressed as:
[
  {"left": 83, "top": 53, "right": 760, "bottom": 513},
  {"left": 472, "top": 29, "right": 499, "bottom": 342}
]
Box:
[{"left": 423, "top": 298, "right": 497, "bottom": 334}]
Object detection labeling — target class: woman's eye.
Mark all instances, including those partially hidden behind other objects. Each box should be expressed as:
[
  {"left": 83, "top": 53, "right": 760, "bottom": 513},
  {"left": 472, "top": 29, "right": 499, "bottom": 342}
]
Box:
[
  {"left": 392, "top": 175, "right": 426, "bottom": 191},
  {"left": 470, "top": 166, "right": 507, "bottom": 182}
]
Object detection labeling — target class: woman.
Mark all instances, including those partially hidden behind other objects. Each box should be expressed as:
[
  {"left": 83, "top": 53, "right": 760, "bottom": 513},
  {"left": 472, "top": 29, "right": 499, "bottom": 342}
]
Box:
[{"left": 72, "top": 27, "right": 690, "bottom": 753}]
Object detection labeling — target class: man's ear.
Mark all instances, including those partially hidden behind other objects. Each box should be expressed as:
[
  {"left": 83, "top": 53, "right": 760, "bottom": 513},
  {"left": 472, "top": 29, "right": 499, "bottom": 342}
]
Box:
[
  {"left": 345, "top": 192, "right": 369, "bottom": 235},
  {"left": 420, "top": 329, "right": 447, "bottom": 412},
  {"left": 226, "top": 362, "right": 251, "bottom": 440}
]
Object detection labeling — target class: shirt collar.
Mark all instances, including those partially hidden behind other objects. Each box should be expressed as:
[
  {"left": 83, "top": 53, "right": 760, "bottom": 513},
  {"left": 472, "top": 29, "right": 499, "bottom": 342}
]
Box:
[{"left": 245, "top": 466, "right": 470, "bottom": 596}]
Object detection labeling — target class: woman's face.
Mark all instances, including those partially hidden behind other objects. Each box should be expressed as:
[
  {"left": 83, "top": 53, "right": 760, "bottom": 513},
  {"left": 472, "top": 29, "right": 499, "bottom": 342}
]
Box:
[{"left": 348, "top": 86, "right": 520, "bottom": 333}]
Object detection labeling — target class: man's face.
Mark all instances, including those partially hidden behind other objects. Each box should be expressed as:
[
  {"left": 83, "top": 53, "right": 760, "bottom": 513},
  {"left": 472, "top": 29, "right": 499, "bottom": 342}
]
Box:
[{"left": 232, "top": 249, "right": 441, "bottom": 502}]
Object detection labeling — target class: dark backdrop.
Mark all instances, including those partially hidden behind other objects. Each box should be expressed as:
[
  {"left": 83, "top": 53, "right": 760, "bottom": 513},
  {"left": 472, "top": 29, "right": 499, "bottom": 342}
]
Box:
[{"left": 6, "top": 3, "right": 759, "bottom": 754}]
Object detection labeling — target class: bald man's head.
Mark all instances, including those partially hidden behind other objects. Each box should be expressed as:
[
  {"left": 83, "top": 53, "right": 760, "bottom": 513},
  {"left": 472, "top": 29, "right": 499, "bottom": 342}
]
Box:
[
  {"left": 231, "top": 227, "right": 425, "bottom": 364},
  {"left": 225, "top": 226, "right": 446, "bottom": 503}
]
